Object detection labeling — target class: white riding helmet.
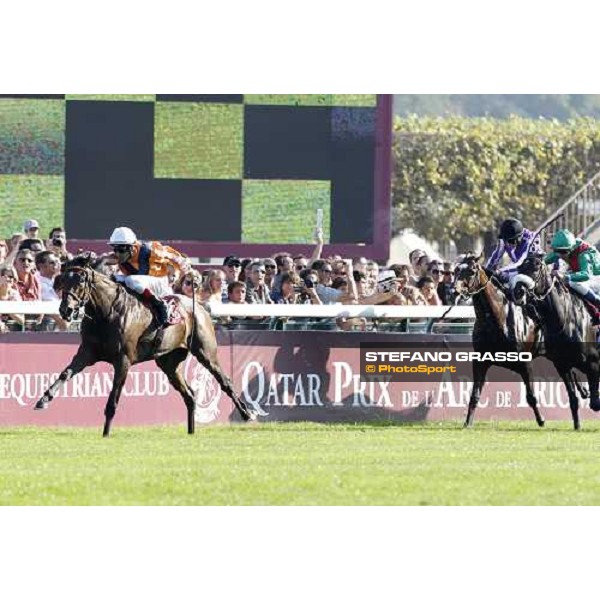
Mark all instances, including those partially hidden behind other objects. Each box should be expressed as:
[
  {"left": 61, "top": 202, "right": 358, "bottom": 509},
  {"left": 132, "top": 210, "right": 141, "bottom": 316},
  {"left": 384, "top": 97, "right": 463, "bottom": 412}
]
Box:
[{"left": 109, "top": 226, "right": 138, "bottom": 246}]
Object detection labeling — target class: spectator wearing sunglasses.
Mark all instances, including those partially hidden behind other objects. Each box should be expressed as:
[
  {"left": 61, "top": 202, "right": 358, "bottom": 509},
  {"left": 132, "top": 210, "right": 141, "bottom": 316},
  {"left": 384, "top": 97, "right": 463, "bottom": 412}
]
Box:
[
  {"left": 263, "top": 258, "right": 278, "bottom": 287},
  {"left": 173, "top": 269, "right": 202, "bottom": 301},
  {"left": 246, "top": 262, "right": 273, "bottom": 304},
  {"left": 15, "top": 249, "right": 41, "bottom": 301},
  {"left": 313, "top": 259, "right": 358, "bottom": 304},
  {"left": 222, "top": 256, "right": 242, "bottom": 300},
  {"left": 35, "top": 251, "right": 62, "bottom": 301},
  {"left": 437, "top": 262, "right": 457, "bottom": 306}
]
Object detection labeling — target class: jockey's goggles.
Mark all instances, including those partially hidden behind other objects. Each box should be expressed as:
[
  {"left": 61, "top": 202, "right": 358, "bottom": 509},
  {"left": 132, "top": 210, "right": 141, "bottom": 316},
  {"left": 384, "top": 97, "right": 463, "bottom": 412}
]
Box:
[
  {"left": 111, "top": 245, "right": 133, "bottom": 254},
  {"left": 505, "top": 235, "right": 522, "bottom": 245}
]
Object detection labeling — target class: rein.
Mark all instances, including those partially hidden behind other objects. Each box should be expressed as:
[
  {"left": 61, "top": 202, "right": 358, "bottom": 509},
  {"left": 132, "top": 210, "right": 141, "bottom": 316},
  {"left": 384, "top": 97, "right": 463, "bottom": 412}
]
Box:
[{"left": 62, "top": 266, "right": 96, "bottom": 317}]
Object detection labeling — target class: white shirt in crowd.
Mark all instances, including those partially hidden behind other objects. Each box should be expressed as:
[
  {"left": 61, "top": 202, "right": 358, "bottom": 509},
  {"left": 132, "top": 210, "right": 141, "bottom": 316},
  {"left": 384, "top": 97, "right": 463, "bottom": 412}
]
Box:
[{"left": 39, "top": 275, "right": 60, "bottom": 301}]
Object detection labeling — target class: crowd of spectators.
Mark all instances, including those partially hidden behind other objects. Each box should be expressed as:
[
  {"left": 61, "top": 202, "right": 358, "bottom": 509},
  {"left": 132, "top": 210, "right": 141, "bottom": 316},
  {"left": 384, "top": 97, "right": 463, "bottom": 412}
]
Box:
[
  {"left": 1, "top": 220, "right": 468, "bottom": 334},
  {"left": 0, "top": 219, "right": 71, "bottom": 333}
]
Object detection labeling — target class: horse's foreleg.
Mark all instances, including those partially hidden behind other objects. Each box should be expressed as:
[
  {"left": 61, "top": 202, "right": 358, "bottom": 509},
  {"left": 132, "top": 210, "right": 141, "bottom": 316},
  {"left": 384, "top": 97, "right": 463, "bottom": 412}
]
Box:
[
  {"left": 34, "top": 346, "right": 95, "bottom": 410},
  {"left": 517, "top": 364, "right": 545, "bottom": 427},
  {"left": 464, "top": 361, "right": 490, "bottom": 428},
  {"left": 156, "top": 353, "right": 196, "bottom": 434},
  {"left": 558, "top": 368, "right": 581, "bottom": 430},
  {"left": 102, "top": 360, "right": 130, "bottom": 437}
]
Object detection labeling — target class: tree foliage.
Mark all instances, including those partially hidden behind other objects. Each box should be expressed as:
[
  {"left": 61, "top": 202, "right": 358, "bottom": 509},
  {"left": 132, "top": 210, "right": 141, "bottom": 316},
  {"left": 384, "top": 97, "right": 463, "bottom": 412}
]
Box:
[
  {"left": 393, "top": 95, "right": 600, "bottom": 120},
  {"left": 392, "top": 116, "right": 600, "bottom": 248}
]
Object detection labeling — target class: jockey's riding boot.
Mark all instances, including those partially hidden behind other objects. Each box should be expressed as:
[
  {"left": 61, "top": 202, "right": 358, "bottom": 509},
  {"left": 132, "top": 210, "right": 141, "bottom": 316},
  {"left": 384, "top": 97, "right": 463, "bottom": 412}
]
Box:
[
  {"left": 142, "top": 290, "right": 169, "bottom": 328},
  {"left": 583, "top": 289, "right": 600, "bottom": 309}
]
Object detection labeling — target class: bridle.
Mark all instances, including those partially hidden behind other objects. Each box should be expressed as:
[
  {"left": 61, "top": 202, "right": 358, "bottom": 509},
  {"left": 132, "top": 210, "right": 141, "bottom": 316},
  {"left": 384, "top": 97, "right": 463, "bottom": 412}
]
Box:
[
  {"left": 456, "top": 262, "right": 501, "bottom": 300},
  {"left": 62, "top": 266, "right": 95, "bottom": 316},
  {"left": 522, "top": 259, "right": 558, "bottom": 303}
]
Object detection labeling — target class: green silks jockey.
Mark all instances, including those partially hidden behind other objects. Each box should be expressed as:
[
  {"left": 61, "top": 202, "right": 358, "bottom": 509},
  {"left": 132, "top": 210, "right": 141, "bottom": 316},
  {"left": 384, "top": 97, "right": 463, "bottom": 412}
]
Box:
[{"left": 545, "top": 229, "right": 600, "bottom": 308}]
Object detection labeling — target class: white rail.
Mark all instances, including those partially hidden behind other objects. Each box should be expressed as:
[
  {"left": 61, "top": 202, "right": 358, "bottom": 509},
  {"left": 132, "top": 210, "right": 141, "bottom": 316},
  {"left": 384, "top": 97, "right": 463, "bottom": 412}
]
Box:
[
  {"left": 208, "top": 303, "right": 476, "bottom": 319},
  {"left": 0, "top": 301, "right": 476, "bottom": 320},
  {"left": 0, "top": 301, "right": 60, "bottom": 315}
]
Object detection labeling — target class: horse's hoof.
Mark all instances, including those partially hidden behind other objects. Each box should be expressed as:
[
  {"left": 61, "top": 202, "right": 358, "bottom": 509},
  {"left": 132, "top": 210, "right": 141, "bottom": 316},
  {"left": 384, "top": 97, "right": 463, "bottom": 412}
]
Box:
[
  {"left": 246, "top": 410, "right": 258, "bottom": 422},
  {"left": 34, "top": 399, "right": 48, "bottom": 411}
]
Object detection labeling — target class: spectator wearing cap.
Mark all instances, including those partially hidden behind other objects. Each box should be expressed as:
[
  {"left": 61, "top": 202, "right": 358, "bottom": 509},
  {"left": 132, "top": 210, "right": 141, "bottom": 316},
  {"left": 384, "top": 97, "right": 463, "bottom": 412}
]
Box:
[
  {"left": 246, "top": 262, "right": 273, "bottom": 304},
  {"left": 23, "top": 219, "right": 40, "bottom": 240},
  {"left": 222, "top": 256, "right": 242, "bottom": 300},
  {"left": 15, "top": 249, "right": 41, "bottom": 301}
]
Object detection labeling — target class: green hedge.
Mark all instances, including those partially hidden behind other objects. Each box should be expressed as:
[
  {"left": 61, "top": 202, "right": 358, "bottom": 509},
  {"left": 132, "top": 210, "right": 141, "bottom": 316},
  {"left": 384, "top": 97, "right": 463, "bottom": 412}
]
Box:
[{"left": 392, "top": 116, "right": 600, "bottom": 249}]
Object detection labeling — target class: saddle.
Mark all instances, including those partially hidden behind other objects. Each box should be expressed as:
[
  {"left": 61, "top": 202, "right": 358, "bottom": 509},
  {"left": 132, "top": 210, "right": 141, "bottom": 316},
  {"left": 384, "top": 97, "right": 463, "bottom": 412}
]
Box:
[
  {"left": 567, "top": 288, "right": 600, "bottom": 326},
  {"left": 137, "top": 293, "right": 186, "bottom": 328},
  {"left": 582, "top": 299, "right": 600, "bottom": 326},
  {"left": 162, "top": 295, "right": 186, "bottom": 326}
]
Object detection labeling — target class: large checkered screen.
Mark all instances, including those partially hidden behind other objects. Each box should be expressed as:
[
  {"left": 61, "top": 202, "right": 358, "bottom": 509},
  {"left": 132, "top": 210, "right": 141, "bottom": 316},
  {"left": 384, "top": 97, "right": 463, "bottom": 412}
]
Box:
[{"left": 0, "top": 94, "right": 380, "bottom": 244}]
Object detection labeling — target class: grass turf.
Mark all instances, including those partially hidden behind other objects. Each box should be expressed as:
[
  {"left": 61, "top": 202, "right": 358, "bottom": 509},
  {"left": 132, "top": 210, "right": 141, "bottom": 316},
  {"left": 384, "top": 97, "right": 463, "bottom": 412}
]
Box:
[{"left": 2, "top": 420, "right": 600, "bottom": 505}]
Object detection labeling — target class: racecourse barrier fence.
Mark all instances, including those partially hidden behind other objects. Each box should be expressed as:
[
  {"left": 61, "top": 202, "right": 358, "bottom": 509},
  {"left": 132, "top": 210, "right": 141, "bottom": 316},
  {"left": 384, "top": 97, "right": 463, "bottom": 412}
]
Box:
[
  {"left": 0, "top": 330, "right": 589, "bottom": 427},
  {"left": 0, "top": 301, "right": 476, "bottom": 334}
]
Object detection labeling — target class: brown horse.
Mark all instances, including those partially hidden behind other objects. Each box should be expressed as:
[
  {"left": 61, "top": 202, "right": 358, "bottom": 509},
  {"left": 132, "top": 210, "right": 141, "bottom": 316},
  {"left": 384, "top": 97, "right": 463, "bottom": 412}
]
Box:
[{"left": 34, "top": 253, "right": 256, "bottom": 436}]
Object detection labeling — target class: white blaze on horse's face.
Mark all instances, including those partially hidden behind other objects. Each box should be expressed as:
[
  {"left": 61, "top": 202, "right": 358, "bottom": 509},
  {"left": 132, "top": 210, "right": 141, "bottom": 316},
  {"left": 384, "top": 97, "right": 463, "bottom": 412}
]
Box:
[
  {"left": 511, "top": 274, "right": 535, "bottom": 306},
  {"left": 59, "top": 270, "right": 87, "bottom": 321}
]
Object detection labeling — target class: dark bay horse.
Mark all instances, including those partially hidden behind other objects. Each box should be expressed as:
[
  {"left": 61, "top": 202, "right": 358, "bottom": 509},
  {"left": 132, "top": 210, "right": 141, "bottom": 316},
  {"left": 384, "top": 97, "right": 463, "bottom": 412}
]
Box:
[
  {"left": 34, "top": 253, "right": 256, "bottom": 436},
  {"left": 454, "top": 253, "right": 546, "bottom": 428},
  {"left": 513, "top": 253, "right": 600, "bottom": 429}
]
